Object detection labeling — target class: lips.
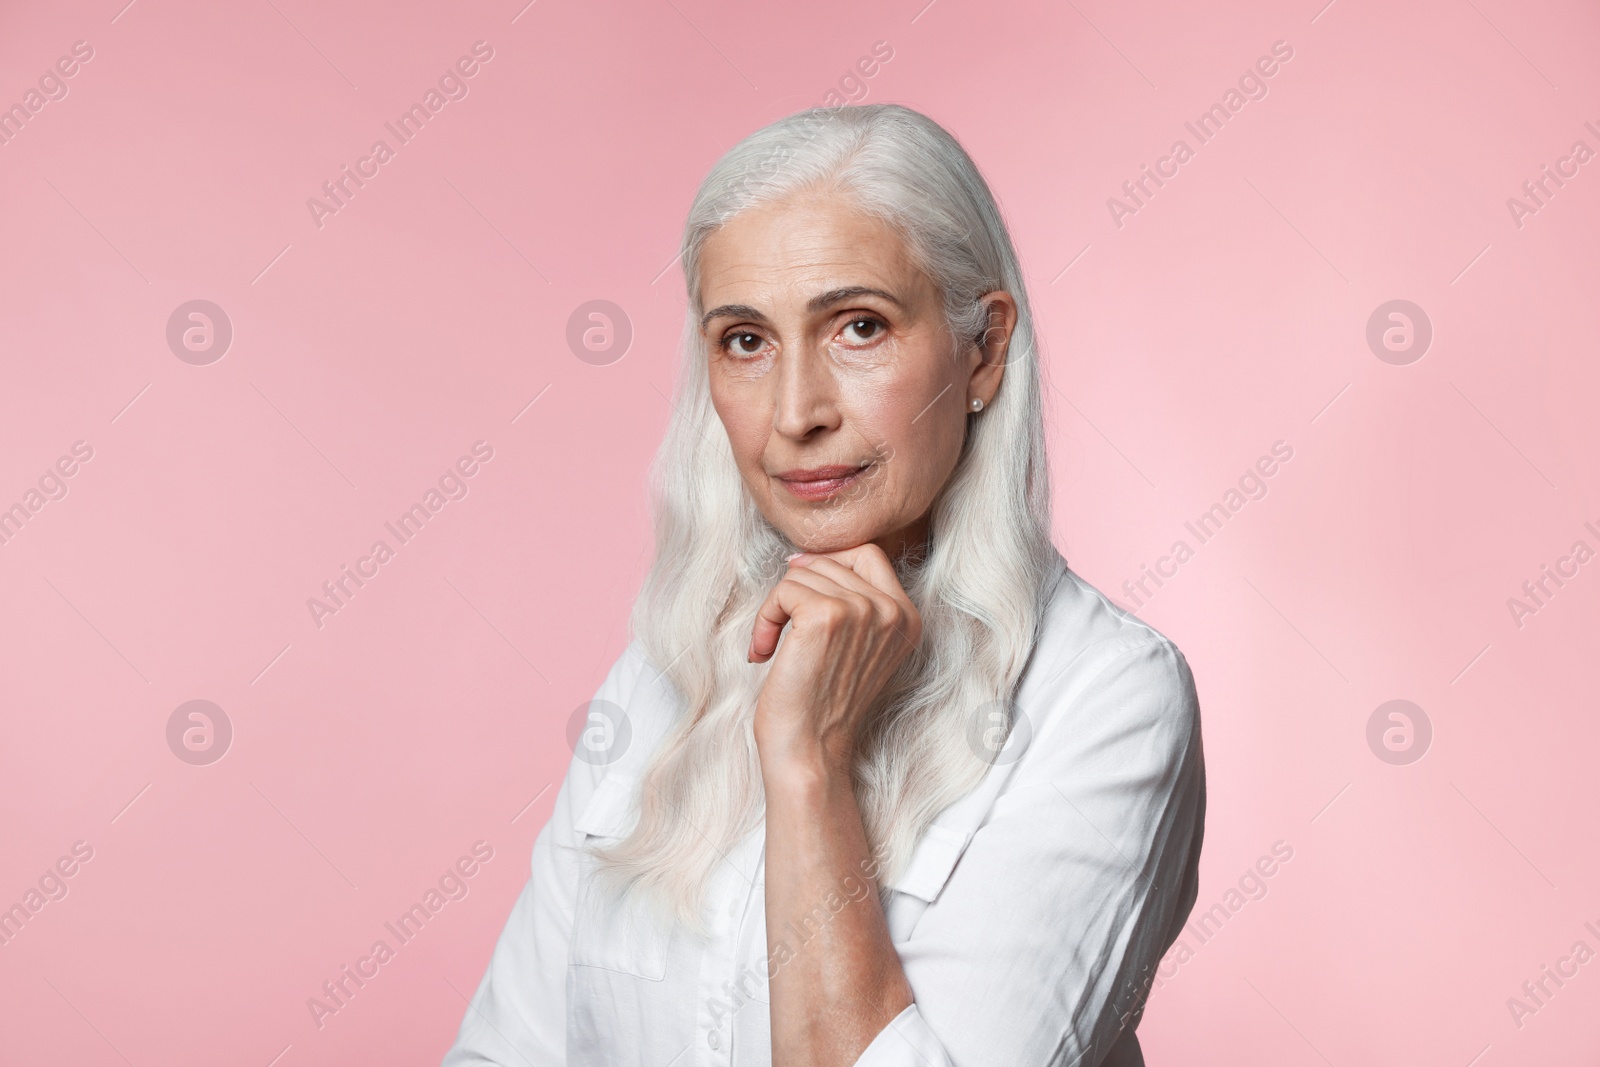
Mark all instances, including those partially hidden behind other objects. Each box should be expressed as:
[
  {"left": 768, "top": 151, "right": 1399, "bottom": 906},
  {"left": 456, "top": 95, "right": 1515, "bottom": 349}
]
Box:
[{"left": 772, "top": 463, "right": 872, "bottom": 502}]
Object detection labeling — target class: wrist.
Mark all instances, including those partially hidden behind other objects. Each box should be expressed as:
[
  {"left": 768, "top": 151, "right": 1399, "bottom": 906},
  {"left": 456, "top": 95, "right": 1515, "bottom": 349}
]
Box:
[
  {"left": 754, "top": 702, "right": 857, "bottom": 790},
  {"left": 760, "top": 748, "right": 853, "bottom": 807}
]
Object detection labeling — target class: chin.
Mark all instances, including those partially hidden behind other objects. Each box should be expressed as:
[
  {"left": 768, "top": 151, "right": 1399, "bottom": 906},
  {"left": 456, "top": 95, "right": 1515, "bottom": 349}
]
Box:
[{"left": 780, "top": 520, "right": 882, "bottom": 554}]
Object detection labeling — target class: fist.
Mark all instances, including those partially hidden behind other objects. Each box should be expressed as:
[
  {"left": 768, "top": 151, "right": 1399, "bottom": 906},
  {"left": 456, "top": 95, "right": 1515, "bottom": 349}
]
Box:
[{"left": 748, "top": 544, "right": 922, "bottom": 777}]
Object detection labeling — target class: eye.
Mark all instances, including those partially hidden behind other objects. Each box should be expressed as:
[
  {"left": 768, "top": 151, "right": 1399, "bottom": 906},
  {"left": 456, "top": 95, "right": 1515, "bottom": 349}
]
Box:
[
  {"left": 841, "top": 317, "right": 884, "bottom": 344},
  {"left": 721, "top": 331, "right": 767, "bottom": 358}
]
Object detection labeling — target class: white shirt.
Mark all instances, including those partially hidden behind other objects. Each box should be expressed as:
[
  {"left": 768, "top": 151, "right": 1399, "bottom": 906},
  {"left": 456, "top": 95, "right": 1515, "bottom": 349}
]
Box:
[{"left": 442, "top": 551, "right": 1205, "bottom": 1066}]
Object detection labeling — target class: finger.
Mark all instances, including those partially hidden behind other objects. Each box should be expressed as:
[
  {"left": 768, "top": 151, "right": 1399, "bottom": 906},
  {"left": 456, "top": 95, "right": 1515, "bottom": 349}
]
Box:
[
  {"left": 773, "top": 561, "right": 864, "bottom": 605},
  {"left": 748, "top": 579, "right": 793, "bottom": 662},
  {"left": 795, "top": 548, "right": 916, "bottom": 626},
  {"left": 791, "top": 555, "right": 900, "bottom": 616},
  {"left": 797, "top": 555, "right": 920, "bottom": 652},
  {"left": 798, "top": 544, "right": 905, "bottom": 601},
  {"left": 747, "top": 563, "right": 866, "bottom": 663}
]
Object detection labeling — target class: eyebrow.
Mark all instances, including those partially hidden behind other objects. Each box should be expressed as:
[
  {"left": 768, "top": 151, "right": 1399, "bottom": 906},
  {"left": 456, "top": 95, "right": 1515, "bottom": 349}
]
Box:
[{"left": 699, "top": 286, "right": 905, "bottom": 331}]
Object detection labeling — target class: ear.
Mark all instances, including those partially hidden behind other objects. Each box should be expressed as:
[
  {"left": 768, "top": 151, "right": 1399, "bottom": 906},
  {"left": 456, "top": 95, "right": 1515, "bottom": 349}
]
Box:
[{"left": 965, "top": 291, "right": 1018, "bottom": 407}]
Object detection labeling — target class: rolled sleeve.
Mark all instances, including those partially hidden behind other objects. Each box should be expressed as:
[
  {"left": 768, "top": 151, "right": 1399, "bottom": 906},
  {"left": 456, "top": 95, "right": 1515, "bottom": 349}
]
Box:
[{"left": 852, "top": 1003, "right": 955, "bottom": 1067}]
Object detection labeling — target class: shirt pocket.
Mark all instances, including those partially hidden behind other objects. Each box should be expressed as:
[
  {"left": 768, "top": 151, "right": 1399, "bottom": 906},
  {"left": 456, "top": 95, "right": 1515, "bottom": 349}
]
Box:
[
  {"left": 569, "top": 774, "right": 672, "bottom": 981},
  {"left": 883, "top": 823, "right": 974, "bottom": 942}
]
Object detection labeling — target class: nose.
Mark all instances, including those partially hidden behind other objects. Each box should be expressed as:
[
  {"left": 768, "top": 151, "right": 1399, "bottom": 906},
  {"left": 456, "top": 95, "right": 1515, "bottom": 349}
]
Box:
[{"left": 771, "top": 344, "right": 841, "bottom": 441}]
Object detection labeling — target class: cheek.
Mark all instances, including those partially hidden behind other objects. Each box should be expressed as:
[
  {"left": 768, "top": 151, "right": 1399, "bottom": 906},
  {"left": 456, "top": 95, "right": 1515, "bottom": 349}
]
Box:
[
  {"left": 849, "top": 405, "right": 954, "bottom": 502},
  {"left": 871, "top": 377, "right": 957, "bottom": 451},
  {"left": 890, "top": 431, "right": 958, "bottom": 505},
  {"left": 709, "top": 382, "right": 769, "bottom": 471}
]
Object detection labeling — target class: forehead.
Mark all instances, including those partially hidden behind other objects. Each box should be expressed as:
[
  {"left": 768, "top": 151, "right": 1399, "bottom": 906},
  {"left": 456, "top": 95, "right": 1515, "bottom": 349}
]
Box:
[{"left": 697, "top": 193, "right": 925, "bottom": 308}]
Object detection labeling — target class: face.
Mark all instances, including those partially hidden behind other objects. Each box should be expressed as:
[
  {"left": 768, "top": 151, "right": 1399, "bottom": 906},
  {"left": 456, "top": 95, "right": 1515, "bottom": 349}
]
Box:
[{"left": 698, "top": 192, "right": 1014, "bottom": 559}]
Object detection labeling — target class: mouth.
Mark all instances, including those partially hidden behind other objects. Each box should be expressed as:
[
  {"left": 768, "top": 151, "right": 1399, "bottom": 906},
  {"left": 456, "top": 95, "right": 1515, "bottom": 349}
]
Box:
[{"left": 772, "top": 463, "right": 873, "bottom": 503}]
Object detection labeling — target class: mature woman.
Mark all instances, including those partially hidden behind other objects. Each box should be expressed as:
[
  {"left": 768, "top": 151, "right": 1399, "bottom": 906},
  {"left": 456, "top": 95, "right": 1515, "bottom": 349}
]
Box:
[{"left": 443, "top": 103, "right": 1205, "bottom": 1067}]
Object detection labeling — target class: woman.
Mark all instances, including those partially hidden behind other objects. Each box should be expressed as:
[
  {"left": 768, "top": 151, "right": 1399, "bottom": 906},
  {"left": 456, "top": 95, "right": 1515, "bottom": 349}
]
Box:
[{"left": 443, "top": 103, "right": 1205, "bottom": 1067}]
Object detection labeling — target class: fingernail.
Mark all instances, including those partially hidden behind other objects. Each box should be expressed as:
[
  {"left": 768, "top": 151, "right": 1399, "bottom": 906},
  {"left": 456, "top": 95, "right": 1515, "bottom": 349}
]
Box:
[{"left": 786, "top": 551, "right": 808, "bottom": 562}]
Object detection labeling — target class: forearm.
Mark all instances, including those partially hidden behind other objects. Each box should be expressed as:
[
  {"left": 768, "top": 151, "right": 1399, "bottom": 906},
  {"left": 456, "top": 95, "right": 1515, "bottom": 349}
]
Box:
[{"left": 763, "top": 760, "right": 914, "bottom": 1067}]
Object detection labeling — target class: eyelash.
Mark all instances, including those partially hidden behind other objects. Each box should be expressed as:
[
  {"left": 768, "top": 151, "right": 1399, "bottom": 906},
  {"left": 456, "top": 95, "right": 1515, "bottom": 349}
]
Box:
[{"left": 718, "top": 316, "right": 886, "bottom": 357}]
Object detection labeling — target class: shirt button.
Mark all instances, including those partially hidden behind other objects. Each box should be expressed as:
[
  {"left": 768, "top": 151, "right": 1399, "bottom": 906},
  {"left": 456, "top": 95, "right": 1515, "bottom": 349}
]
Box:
[
  {"left": 728, "top": 900, "right": 739, "bottom": 917},
  {"left": 708, "top": 1030, "right": 722, "bottom": 1050}
]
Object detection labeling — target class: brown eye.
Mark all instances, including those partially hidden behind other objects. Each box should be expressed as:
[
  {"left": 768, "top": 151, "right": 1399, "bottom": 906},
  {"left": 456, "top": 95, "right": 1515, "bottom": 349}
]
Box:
[
  {"left": 843, "top": 318, "right": 882, "bottom": 343},
  {"left": 724, "top": 332, "right": 764, "bottom": 357}
]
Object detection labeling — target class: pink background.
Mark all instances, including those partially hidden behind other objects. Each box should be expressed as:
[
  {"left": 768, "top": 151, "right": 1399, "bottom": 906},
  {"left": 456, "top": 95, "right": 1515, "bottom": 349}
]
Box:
[{"left": 2, "top": 0, "right": 1597, "bottom": 1063}]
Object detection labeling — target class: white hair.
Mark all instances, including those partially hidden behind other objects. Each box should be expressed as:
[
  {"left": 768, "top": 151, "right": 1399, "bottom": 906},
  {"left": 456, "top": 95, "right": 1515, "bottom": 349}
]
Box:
[{"left": 590, "top": 103, "right": 1060, "bottom": 934}]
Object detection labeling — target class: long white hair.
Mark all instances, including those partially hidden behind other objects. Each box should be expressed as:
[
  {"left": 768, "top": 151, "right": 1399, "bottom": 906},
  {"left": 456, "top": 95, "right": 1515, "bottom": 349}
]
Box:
[{"left": 591, "top": 103, "right": 1060, "bottom": 934}]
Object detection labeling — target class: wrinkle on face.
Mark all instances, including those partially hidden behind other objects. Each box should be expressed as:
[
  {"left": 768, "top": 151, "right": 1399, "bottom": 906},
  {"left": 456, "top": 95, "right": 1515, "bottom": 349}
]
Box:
[{"left": 699, "top": 193, "right": 983, "bottom": 558}]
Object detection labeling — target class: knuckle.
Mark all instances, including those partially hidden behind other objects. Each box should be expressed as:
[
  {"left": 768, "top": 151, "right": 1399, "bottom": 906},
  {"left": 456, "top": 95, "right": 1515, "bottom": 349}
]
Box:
[
  {"left": 899, "top": 604, "right": 923, "bottom": 641},
  {"left": 815, "top": 599, "right": 850, "bottom": 627}
]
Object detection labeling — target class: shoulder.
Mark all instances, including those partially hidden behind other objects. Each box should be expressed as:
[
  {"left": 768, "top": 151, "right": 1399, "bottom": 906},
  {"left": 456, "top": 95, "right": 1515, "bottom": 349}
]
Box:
[
  {"left": 583, "top": 639, "right": 688, "bottom": 776},
  {"left": 555, "top": 639, "right": 681, "bottom": 838},
  {"left": 1030, "top": 556, "right": 1196, "bottom": 681},
  {"left": 1011, "top": 560, "right": 1200, "bottom": 777}
]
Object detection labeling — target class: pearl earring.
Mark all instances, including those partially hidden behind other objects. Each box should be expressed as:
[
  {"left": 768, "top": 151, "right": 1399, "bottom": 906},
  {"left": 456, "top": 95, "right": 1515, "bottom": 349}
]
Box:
[{"left": 970, "top": 397, "right": 984, "bottom": 412}]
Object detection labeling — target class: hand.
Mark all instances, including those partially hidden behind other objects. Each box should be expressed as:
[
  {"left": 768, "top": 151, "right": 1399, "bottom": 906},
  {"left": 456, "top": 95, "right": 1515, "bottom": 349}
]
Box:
[{"left": 748, "top": 544, "right": 923, "bottom": 780}]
